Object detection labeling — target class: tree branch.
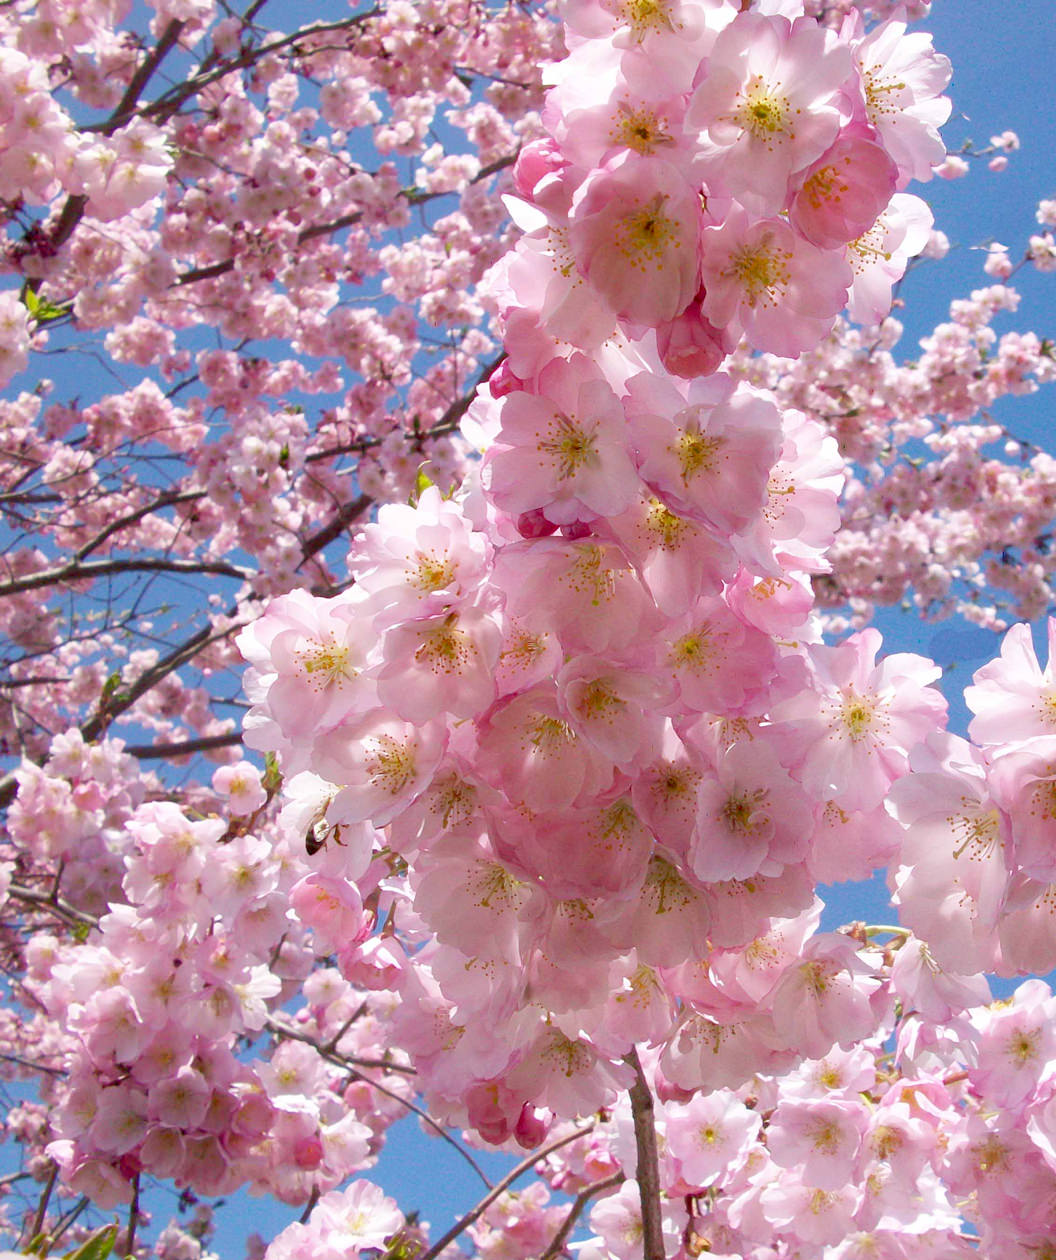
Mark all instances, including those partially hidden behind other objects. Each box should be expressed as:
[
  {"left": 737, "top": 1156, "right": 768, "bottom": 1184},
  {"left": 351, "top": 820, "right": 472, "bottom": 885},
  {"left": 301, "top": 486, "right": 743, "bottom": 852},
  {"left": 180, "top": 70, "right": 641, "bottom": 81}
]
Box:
[
  {"left": 625, "top": 1048, "right": 666, "bottom": 1260},
  {"left": 8, "top": 883, "right": 100, "bottom": 931},
  {"left": 0, "top": 554, "right": 253, "bottom": 598},
  {"left": 540, "top": 1171, "right": 625, "bottom": 1260},
  {"left": 72, "top": 489, "right": 205, "bottom": 562},
  {"left": 298, "top": 492, "right": 372, "bottom": 567},
  {"left": 174, "top": 152, "right": 516, "bottom": 286},
  {"left": 123, "top": 732, "right": 242, "bottom": 760},
  {"left": 110, "top": 19, "right": 187, "bottom": 129},
  {"left": 263, "top": 1014, "right": 497, "bottom": 1189},
  {"left": 417, "top": 1124, "right": 596, "bottom": 1260},
  {"left": 140, "top": 13, "right": 382, "bottom": 126}
]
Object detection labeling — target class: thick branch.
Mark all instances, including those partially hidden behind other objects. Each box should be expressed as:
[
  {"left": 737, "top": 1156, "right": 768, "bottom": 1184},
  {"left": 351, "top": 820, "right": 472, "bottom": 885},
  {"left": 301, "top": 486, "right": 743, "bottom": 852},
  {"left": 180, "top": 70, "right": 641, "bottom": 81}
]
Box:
[
  {"left": 110, "top": 19, "right": 187, "bottom": 129},
  {"left": 625, "top": 1048, "right": 666, "bottom": 1260},
  {"left": 423, "top": 351, "right": 507, "bottom": 440},
  {"left": 80, "top": 619, "right": 239, "bottom": 745},
  {"left": 40, "top": 19, "right": 186, "bottom": 257},
  {"left": 141, "top": 13, "right": 381, "bottom": 126}
]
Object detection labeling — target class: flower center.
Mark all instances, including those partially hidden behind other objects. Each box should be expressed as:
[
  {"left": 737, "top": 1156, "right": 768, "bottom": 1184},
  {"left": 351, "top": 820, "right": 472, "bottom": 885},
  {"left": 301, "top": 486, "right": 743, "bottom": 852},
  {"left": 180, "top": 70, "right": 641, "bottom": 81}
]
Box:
[
  {"left": 538, "top": 413, "right": 599, "bottom": 480},
  {"left": 672, "top": 426, "right": 723, "bottom": 482},
  {"left": 727, "top": 237, "right": 791, "bottom": 308},
  {"left": 415, "top": 616, "right": 472, "bottom": 673},
  {"left": 859, "top": 66, "right": 906, "bottom": 123},
  {"left": 618, "top": 0, "right": 678, "bottom": 40},
  {"left": 299, "top": 637, "right": 356, "bottom": 689},
  {"left": 410, "top": 551, "right": 455, "bottom": 592},
  {"left": 721, "top": 788, "right": 767, "bottom": 834},
  {"left": 618, "top": 194, "right": 678, "bottom": 268},
  {"left": 733, "top": 75, "right": 791, "bottom": 141},
  {"left": 613, "top": 103, "right": 672, "bottom": 155},
  {"left": 365, "top": 734, "right": 415, "bottom": 795}
]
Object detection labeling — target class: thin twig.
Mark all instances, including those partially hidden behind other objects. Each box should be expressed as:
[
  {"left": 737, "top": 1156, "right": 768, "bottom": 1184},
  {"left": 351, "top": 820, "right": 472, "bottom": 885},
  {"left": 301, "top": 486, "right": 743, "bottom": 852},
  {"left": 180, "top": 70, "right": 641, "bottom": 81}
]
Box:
[
  {"left": 8, "top": 883, "right": 100, "bottom": 931},
  {"left": 540, "top": 1171, "right": 624, "bottom": 1260},
  {"left": 25, "top": 1160, "right": 57, "bottom": 1247},
  {"left": 417, "top": 1124, "right": 595, "bottom": 1260},
  {"left": 264, "top": 1014, "right": 494, "bottom": 1190},
  {"left": 297, "top": 493, "right": 372, "bottom": 567},
  {"left": 0, "top": 1053, "right": 67, "bottom": 1079},
  {"left": 48, "top": 1196, "right": 89, "bottom": 1248},
  {"left": 125, "top": 1173, "right": 141, "bottom": 1256},
  {"left": 298, "top": 1185, "right": 320, "bottom": 1225},
  {"left": 265, "top": 1014, "right": 415, "bottom": 1075}
]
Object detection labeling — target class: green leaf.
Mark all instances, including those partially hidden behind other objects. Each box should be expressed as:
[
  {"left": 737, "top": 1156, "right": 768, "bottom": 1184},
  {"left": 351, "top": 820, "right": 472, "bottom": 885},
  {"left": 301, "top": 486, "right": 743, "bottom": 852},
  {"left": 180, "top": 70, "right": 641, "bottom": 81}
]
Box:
[
  {"left": 263, "top": 752, "right": 283, "bottom": 796},
  {"left": 23, "top": 288, "right": 67, "bottom": 322},
  {"left": 63, "top": 1224, "right": 118, "bottom": 1260},
  {"left": 409, "top": 464, "right": 434, "bottom": 506},
  {"left": 101, "top": 672, "right": 122, "bottom": 700}
]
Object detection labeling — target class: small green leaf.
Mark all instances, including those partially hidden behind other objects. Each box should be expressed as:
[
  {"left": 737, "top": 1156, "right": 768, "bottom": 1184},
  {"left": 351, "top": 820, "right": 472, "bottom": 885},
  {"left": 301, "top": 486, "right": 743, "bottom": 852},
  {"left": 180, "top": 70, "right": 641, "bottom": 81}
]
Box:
[
  {"left": 64, "top": 1224, "right": 118, "bottom": 1260},
  {"left": 23, "top": 288, "right": 67, "bottom": 322},
  {"left": 101, "top": 672, "right": 122, "bottom": 699},
  {"left": 263, "top": 752, "right": 283, "bottom": 796},
  {"left": 409, "top": 464, "right": 435, "bottom": 506}
]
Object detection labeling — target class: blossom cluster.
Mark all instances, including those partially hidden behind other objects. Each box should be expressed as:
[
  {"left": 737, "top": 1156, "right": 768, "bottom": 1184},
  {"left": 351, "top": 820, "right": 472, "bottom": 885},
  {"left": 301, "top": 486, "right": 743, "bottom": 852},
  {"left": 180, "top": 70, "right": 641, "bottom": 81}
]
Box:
[
  {"left": 229, "top": 1, "right": 1050, "bottom": 1253},
  {"left": 0, "top": 0, "right": 1055, "bottom": 1257}
]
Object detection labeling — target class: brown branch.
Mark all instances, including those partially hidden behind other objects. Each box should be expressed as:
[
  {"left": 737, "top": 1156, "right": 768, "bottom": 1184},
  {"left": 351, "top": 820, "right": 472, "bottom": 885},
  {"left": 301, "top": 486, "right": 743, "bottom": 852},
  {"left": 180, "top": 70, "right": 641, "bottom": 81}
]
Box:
[
  {"left": 263, "top": 1014, "right": 495, "bottom": 1188},
  {"left": 298, "top": 492, "right": 372, "bottom": 567},
  {"left": 264, "top": 1013, "right": 415, "bottom": 1076},
  {"left": 540, "top": 1171, "right": 625, "bottom": 1260},
  {"left": 109, "top": 20, "right": 187, "bottom": 131},
  {"left": 424, "top": 351, "right": 507, "bottom": 439},
  {"left": 298, "top": 1185, "right": 320, "bottom": 1225},
  {"left": 8, "top": 883, "right": 100, "bottom": 931},
  {"left": 39, "top": 19, "right": 187, "bottom": 259},
  {"left": 0, "top": 555, "right": 254, "bottom": 598},
  {"left": 417, "top": 1124, "right": 596, "bottom": 1260},
  {"left": 80, "top": 618, "right": 240, "bottom": 745},
  {"left": 124, "top": 1174, "right": 141, "bottom": 1258},
  {"left": 123, "top": 732, "right": 243, "bottom": 759},
  {"left": 0, "top": 1052, "right": 67, "bottom": 1079},
  {"left": 174, "top": 152, "right": 517, "bottom": 286},
  {"left": 625, "top": 1048, "right": 666, "bottom": 1260},
  {"left": 174, "top": 258, "right": 243, "bottom": 286},
  {"left": 72, "top": 489, "right": 205, "bottom": 562},
  {"left": 0, "top": 609, "right": 246, "bottom": 812},
  {"left": 25, "top": 1160, "right": 57, "bottom": 1248},
  {"left": 141, "top": 13, "right": 382, "bottom": 126}
]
